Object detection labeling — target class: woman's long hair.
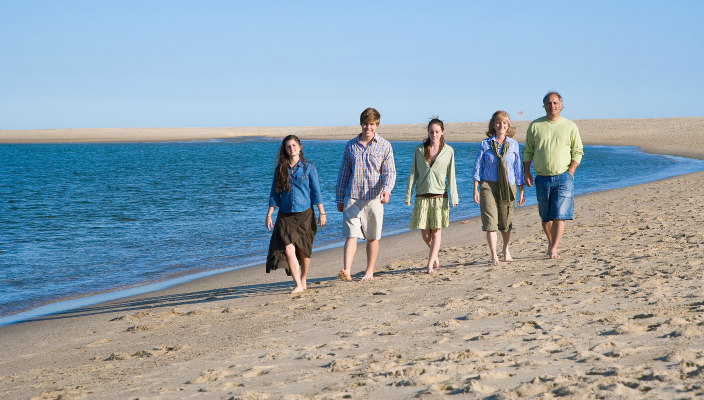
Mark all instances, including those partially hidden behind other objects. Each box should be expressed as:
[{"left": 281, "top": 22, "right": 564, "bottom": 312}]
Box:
[
  {"left": 274, "top": 135, "right": 307, "bottom": 193},
  {"left": 423, "top": 117, "right": 445, "bottom": 163},
  {"left": 486, "top": 110, "right": 515, "bottom": 138}
]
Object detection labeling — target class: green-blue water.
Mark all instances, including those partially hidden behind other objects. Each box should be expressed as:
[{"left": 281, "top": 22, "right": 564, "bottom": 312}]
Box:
[{"left": 1, "top": 139, "right": 703, "bottom": 323}]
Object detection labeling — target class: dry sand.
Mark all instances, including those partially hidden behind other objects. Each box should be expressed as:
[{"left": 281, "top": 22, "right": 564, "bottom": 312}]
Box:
[
  {"left": 1, "top": 118, "right": 703, "bottom": 399},
  {"left": 2, "top": 116, "right": 704, "bottom": 159}
]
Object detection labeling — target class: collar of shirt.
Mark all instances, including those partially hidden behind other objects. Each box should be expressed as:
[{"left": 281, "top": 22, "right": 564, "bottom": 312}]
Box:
[
  {"left": 355, "top": 134, "right": 378, "bottom": 145},
  {"left": 289, "top": 159, "right": 304, "bottom": 172}
]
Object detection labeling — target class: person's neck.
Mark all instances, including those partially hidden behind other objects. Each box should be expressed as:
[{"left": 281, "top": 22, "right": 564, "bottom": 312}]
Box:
[
  {"left": 359, "top": 132, "right": 375, "bottom": 144},
  {"left": 289, "top": 156, "right": 300, "bottom": 167},
  {"left": 546, "top": 114, "right": 561, "bottom": 121},
  {"left": 494, "top": 134, "right": 507, "bottom": 143}
]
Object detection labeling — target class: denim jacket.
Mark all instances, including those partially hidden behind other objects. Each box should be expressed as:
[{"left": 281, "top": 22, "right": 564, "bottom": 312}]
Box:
[{"left": 269, "top": 160, "right": 323, "bottom": 213}]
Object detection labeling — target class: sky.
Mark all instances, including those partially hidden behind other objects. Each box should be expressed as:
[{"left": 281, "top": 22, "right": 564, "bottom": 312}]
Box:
[{"left": 1, "top": 0, "right": 702, "bottom": 130}]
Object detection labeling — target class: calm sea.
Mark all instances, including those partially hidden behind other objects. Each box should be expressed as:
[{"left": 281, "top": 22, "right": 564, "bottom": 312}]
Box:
[{"left": 2, "top": 139, "right": 703, "bottom": 324}]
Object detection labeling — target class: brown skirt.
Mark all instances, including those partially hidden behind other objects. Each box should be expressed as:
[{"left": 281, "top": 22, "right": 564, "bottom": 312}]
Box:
[{"left": 266, "top": 207, "right": 317, "bottom": 275}]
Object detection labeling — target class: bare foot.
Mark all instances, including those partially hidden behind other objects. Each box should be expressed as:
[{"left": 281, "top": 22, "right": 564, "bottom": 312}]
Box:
[
  {"left": 291, "top": 286, "right": 304, "bottom": 294},
  {"left": 490, "top": 257, "right": 500, "bottom": 266},
  {"left": 547, "top": 253, "right": 561, "bottom": 259},
  {"left": 302, "top": 279, "right": 307, "bottom": 290},
  {"left": 337, "top": 269, "right": 352, "bottom": 282},
  {"left": 504, "top": 251, "right": 514, "bottom": 262},
  {"left": 361, "top": 273, "right": 374, "bottom": 281},
  {"left": 426, "top": 267, "right": 436, "bottom": 274}
]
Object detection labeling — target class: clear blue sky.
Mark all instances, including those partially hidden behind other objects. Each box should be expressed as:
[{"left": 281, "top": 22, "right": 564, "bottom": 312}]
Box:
[{"left": 1, "top": 1, "right": 702, "bottom": 130}]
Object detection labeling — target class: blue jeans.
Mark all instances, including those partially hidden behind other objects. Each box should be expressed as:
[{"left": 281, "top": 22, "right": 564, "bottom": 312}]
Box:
[{"left": 535, "top": 172, "right": 574, "bottom": 222}]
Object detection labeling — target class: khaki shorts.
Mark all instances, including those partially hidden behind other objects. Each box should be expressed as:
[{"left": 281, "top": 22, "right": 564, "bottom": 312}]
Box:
[
  {"left": 479, "top": 180, "right": 515, "bottom": 232},
  {"left": 342, "top": 197, "right": 384, "bottom": 240}
]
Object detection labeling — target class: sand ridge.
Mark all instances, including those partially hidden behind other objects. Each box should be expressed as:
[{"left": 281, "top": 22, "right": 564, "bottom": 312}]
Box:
[{"left": 2, "top": 116, "right": 703, "bottom": 160}]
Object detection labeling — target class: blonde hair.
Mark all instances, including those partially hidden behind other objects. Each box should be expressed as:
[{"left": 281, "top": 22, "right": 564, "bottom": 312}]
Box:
[{"left": 486, "top": 110, "right": 515, "bottom": 138}]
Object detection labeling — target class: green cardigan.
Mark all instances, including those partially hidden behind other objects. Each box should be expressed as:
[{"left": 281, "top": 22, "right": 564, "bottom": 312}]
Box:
[{"left": 404, "top": 143, "right": 459, "bottom": 205}]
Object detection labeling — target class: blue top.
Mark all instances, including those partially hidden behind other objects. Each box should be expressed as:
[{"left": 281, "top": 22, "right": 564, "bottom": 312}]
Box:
[
  {"left": 269, "top": 160, "right": 323, "bottom": 213},
  {"left": 472, "top": 136, "right": 525, "bottom": 186}
]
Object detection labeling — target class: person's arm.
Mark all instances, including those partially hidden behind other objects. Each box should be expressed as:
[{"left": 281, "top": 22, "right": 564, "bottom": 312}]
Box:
[
  {"left": 514, "top": 142, "right": 525, "bottom": 187},
  {"left": 522, "top": 125, "right": 535, "bottom": 187},
  {"left": 404, "top": 148, "right": 418, "bottom": 205},
  {"left": 380, "top": 142, "right": 396, "bottom": 204},
  {"left": 307, "top": 164, "right": 327, "bottom": 226},
  {"left": 568, "top": 125, "right": 583, "bottom": 177},
  {"left": 523, "top": 162, "right": 533, "bottom": 187},
  {"left": 267, "top": 177, "right": 278, "bottom": 229},
  {"left": 265, "top": 206, "right": 275, "bottom": 231},
  {"left": 335, "top": 145, "right": 352, "bottom": 211},
  {"left": 473, "top": 180, "right": 480, "bottom": 204},
  {"left": 447, "top": 149, "right": 458, "bottom": 207},
  {"left": 517, "top": 185, "right": 525, "bottom": 206}
]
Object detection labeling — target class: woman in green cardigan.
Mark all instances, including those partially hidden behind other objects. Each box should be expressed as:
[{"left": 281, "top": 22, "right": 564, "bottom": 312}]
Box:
[{"left": 405, "top": 117, "right": 459, "bottom": 274}]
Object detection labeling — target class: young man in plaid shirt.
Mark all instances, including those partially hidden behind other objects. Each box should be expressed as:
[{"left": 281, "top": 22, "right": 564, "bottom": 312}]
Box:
[{"left": 335, "top": 107, "right": 396, "bottom": 282}]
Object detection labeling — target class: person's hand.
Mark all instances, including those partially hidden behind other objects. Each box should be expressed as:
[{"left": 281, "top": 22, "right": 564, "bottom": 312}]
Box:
[
  {"left": 517, "top": 190, "right": 525, "bottom": 206},
  {"left": 524, "top": 171, "right": 534, "bottom": 187},
  {"left": 318, "top": 213, "right": 327, "bottom": 227},
  {"left": 473, "top": 189, "right": 480, "bottom": 204},
  {"left": 380, "top": 191, "right": 390, "bottom": 204},
  {"left": 451, "top": 203, "right": 457, "bottom": 208},
  {"left": 265, "top": 215, "right": 273, "bottom": 231},
  {"left": 405, "top": 201, "right": 411, "bottom": 206},
  {"left": 567, "top": 169, "right": 575, "bottom": 177},
  {"left": 337, "top": 203, "right": 343, "bottom": 212}
]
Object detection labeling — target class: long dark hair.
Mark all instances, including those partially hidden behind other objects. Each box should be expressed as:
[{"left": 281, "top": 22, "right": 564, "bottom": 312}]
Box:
[
  {"left": 274, "top": 135, "right": 307, "bottom": 193},
  {"left": 423, "top": 117, "right": 445, "bottom": 163}
]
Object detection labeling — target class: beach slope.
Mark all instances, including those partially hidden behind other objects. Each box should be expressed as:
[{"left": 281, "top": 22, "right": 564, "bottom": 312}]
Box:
[{"left": 1, "top": 118, "right": 703, "bottom": 399}]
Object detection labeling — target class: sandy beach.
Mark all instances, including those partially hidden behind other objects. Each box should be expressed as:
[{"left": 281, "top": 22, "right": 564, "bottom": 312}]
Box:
[{"left": 1, "top": 118, "right": 703, "bottom": 399}]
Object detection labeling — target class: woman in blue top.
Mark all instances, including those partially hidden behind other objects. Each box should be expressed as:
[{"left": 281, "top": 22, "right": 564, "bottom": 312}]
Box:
[
  {"left": 266, "top": 135, "right": 327, "bottom": 294},
  {"left": 473, "top": 111, "right": 525, "bottom": 266}
]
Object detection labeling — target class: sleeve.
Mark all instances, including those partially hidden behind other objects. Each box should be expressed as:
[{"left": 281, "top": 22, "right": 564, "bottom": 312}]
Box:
[
  {"left": 522, "top": 124, "right": 535, "bottom": 163},
  {"left": 308, "top": 163, "right": 323, "bottom": 206},
  {"left": 269, "top": 175, "right": 280, "bottom": 208},
  {"left": 447, "top": 148, "right": 459, "bottom": 204},
  {"left": 335, "top": 144, "right": 352, "bottom": 205},
  {"left": 570, "top": 124, "right": 584, "bottom": 165},
  {"left": 381, "top": 142, "right": 396, "bottom": 193},
  {"left": 513, "top": 142, "right": 525, "bottom": 186},
  {"left": 404, "top": 148, "right": 418, "bottom": 203},
  {"left": 472, "top": 141, "right": 486, "bottom": 182}
]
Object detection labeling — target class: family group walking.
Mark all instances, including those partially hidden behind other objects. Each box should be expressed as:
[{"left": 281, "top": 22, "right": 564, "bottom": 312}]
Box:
[{"left": 265, "top": 91, "right": 584, "bottom": 293}]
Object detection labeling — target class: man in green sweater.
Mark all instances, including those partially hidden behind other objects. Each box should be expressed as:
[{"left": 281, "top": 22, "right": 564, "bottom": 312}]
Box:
[{"left": 522, "top": 91, "right": 584, "bottom": 259}]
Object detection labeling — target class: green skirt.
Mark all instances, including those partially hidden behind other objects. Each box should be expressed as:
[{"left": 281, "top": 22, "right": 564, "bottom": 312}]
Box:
[{"left": 409, "top": 196, "right": 449, "bottom": 230}]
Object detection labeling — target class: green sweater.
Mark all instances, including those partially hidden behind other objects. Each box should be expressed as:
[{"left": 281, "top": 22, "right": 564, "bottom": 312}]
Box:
[
  {"left": 523, "top": 116, "right": 584, "bottom": 176},
  {"left": 404, "top": 143, "right": 459, "bottom": 205}
]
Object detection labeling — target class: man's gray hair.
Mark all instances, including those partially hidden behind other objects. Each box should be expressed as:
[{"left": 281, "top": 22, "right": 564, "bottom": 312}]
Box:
[{"left": 543, "top": 91, "right": 563, "bottom": 105}]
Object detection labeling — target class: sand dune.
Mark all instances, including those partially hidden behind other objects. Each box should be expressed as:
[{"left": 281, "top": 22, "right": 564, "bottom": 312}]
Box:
[{"left": 1, "top": 118, "right": 703, "bottom": 399}]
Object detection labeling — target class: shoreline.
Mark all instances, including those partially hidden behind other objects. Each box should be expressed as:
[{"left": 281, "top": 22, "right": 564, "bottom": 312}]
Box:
[
  {"left": 3, "top": 143, "right": 703, "bottom": 325},
  {"left": 2, "top": 118, "right": 704, "bottom": 399}
]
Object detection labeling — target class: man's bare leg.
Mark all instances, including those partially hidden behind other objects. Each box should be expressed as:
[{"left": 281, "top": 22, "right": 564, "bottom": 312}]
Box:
[
  {"left": 486, "top": 231, "right": 500, "bottom": 266},
  {"left": 362, "top": 239, "right": 378, "bottom": 281},
  {"left": 284, "top": 244, "right": 304, "bottom": 294},
  {"left": 541, "top": 221, "right": 553, "bottom": 255},
  {"left": 547, "top": 220, "right": 565, "bottom": 259},
  {"left": 339, "top": 237, "right": 357, "bottom": 281},
  {"left": 501, "top": 231, "right": 513, "bottom": 262}
]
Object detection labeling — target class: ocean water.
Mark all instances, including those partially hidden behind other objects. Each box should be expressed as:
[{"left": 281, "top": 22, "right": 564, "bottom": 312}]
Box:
[{"left": 1, "top": 140, "right": 703, "bottom": 323}]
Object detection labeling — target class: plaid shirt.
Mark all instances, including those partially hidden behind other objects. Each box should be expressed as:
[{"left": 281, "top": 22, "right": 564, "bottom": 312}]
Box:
[{"left": 335, "top": 134, "right": 396, "bottom": 205}]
